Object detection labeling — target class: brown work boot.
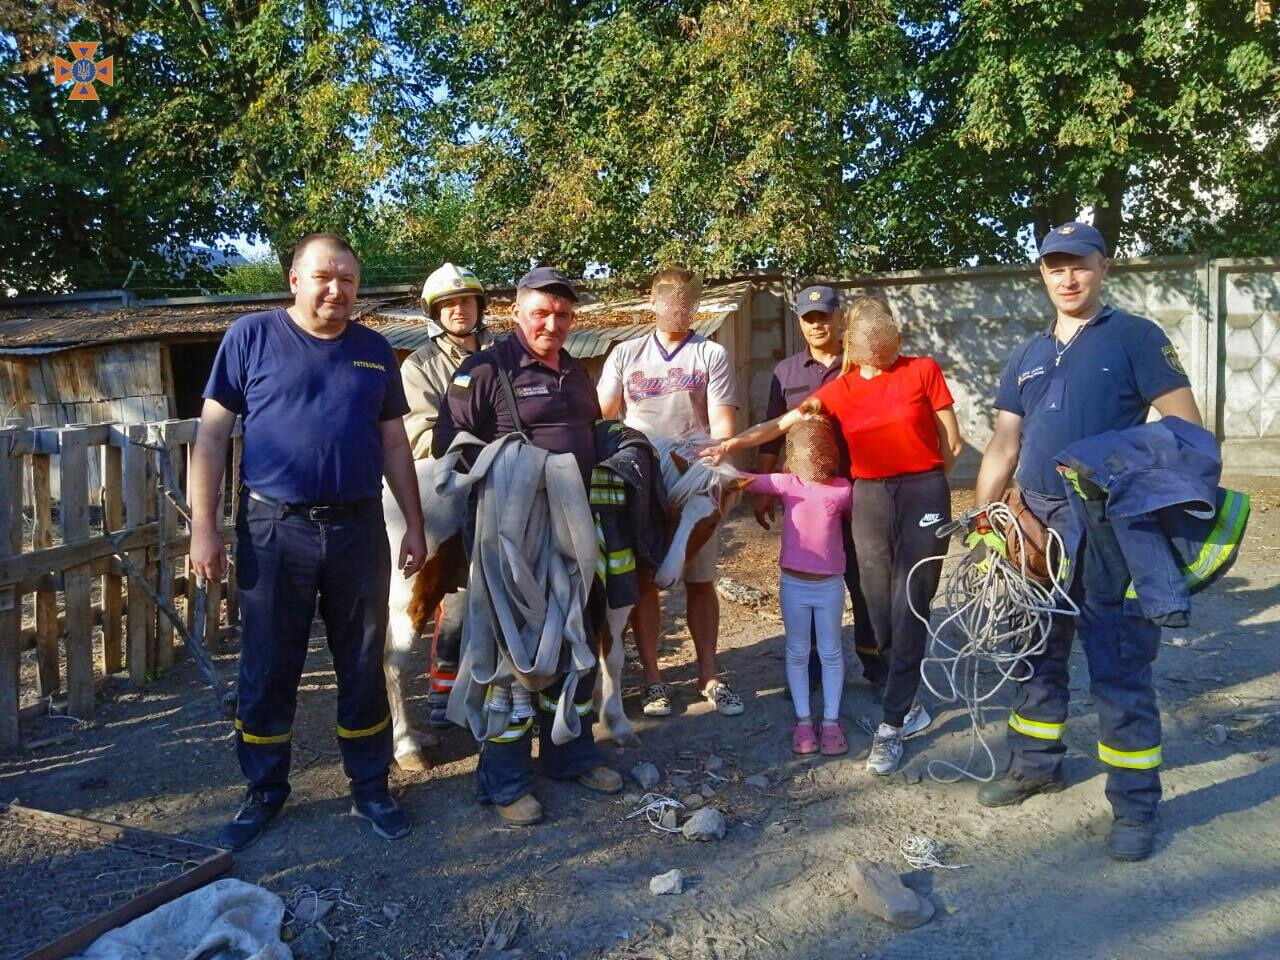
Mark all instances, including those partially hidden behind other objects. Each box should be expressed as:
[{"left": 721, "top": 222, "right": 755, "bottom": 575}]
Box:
[
  {"left": 496, "top": 794, "right": 543, "bottom": 826},
  {"left": 577, "top": 766, "right": 623, "bottom": 794}
]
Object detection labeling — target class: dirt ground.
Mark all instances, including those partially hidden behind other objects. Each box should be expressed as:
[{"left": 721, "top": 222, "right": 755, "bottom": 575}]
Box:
[{"left": 5, "top": 476, "right": 1280, "bottom": 960}]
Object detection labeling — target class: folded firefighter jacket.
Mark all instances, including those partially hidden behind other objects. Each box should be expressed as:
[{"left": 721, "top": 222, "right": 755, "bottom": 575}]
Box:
[
  {"left": 1054, "top": 416, "right": 1250, "bottom": 627},
  {"left": 590, "top": 421, "right": 670, "bottom": 609},
  {"left": 438, "top": 431, "right": 600, "bottom": 746}
]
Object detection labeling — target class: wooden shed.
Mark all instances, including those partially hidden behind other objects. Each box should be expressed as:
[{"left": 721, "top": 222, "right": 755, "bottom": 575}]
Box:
[{"left": 0, "top": 279, "right": 760, "bottom": 436}]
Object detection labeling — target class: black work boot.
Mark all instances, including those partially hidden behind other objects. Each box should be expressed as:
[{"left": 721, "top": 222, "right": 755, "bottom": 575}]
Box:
[
  {"left": 351, "top": 792, "right": 412, "bottom": 840},
  {"left": 218, "top": 790, "right": 285, "bottom": 851},
  {"left": 977, "top": 771, "right": 1066, "bottom": 808},
  {"left": 1106, "top": 818, "right": 1155, "bottom": 862}
]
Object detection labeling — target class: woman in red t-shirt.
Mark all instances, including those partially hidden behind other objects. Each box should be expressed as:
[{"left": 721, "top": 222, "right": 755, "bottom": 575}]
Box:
[{"left": 704, "top": 297, "right": 963, "bottom": 775}]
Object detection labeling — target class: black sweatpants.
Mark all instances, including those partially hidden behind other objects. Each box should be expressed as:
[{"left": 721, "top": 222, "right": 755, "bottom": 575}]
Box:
[{"left": 851, "top": 469, "right": 950, "bottom": 727}]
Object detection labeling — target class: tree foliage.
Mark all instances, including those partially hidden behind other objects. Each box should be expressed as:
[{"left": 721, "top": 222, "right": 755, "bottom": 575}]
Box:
[
  {"left": 2, "top": 1, "right": 1278, "bottom": 293},
  {"left": 0, "top": 0, "right": 441, "bottom": 293}
]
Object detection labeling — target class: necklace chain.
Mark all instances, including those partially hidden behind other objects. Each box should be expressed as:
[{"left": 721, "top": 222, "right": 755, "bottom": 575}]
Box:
[{"left": 1053, "top": 322, "right": 1087, "bottom": 367}]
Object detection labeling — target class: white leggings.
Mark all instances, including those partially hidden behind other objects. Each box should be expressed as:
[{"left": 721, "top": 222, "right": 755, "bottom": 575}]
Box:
[{"left": 779, "top": 571, "right": 846, "bottom": 722}]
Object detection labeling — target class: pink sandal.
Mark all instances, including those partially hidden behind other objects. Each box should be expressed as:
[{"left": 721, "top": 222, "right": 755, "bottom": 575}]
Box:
[
  {"left": 820, "top": 722, "right": 849, "bottom": 756},
  {"left": 792, "top": 721, "right": 819, "bottom": 755}
]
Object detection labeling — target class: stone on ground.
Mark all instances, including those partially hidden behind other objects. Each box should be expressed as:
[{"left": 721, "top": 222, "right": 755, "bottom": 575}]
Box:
[
  {"left": 848, "top": 858, "right": 935, "bottom": 929},
  {"left": 631, "top": 762, "right": 661, "bottom": 789},
  {"left": 650, "top": 869, "right": 684, "bottom": 895},
  {"left": 682, "top": 807, "right": 727, "bottom": 842}
]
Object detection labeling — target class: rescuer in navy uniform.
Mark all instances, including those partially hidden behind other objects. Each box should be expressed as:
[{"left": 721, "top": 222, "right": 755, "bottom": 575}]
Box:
[
  {"left": 433, "top": 267, "right": 623, "bottom": 826},
  {"left": 189, "top": 233, "right": 427, "bottom": 851},
  {"left": 973, "top": 221, "right": 1203, "bottom": 862}
]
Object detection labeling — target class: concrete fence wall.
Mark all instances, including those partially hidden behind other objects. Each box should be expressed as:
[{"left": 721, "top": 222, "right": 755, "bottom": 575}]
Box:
[{"left": 743, "top": 257, "right": 1280, "bottom": 477}]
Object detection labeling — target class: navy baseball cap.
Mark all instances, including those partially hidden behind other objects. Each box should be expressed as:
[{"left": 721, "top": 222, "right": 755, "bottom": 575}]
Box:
[
  {"left": 517, "top": 266, "right": 578, "bottom": 301},
  {"left": 1038, "top": 221, "right": 1107, "bottom": 259},
  {"left": 795, "top": 284, "right": 840, "bottom": 316}
]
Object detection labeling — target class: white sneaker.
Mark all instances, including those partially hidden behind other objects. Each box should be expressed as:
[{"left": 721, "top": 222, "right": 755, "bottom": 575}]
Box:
[
  {"left": 901, "top": 701, "right": 933, "bottom": 739},
  {"left": 642, "top": 683, "right": 673, "bottom": 717},
  {"left": 866, "top": 724, "right": 903, "bottom": 775},
  {"left": 701, "top": 679, "right": 744, "bottom": 716}
]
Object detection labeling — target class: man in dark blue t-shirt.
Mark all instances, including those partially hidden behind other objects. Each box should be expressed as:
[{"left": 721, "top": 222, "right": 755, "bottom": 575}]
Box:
[
  {"left": 189, "top": 233, "right": 427, "bottom": 851},
  {"left": 972, "top": 221, "right": 1202, "bottom": 862}
]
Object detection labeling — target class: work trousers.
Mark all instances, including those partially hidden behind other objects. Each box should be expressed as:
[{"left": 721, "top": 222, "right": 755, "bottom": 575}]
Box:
[
  {"left": 233, "top": 495, "right": 394, "bottom": 804},
  {"left": 475, "top": 668, "right": 602, "bottom": 807},
  {"left": 781, "top": 572, "right": 846, "bottom": 721},
  {"left": 1007, "top": 488, "right": 1163, "bottom": 822},
  {"left": 851, "top": 469, "right": 951, "bottom": 727},
  {"left": 429, "top": 589, "right": 467, "bottom": 704}
]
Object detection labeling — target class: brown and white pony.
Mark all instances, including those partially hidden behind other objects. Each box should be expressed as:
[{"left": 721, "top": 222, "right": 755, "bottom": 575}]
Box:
[{"left": 382, "top": 438, "right": 748, "bottom": 770}]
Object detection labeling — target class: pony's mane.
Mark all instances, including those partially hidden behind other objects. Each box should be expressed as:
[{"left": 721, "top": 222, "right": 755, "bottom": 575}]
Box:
[{"left": 649, "top": 436, "right": 746, "bottom": 507}]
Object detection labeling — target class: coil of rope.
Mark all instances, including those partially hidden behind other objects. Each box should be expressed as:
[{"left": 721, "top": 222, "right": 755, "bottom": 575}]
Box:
[{"left": 907, "top": 501, "right": 1079, "bottom": 783}]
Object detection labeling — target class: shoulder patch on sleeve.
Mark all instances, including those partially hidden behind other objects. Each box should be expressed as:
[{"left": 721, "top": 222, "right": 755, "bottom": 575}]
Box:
[
  {"left": 452, "top": 372, "right": 473, "bottom": 390},
  {"left": 1162, "top": 343, "right": 1186, "bottom": 376}
]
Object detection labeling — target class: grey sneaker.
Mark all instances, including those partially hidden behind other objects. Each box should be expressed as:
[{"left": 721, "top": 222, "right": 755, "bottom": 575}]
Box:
[
  {"left": 902, "top": 701, "right": 933, "bottom": 739},
  {"left": 866, "top": 724, "right": 903, "bottom": 775}
]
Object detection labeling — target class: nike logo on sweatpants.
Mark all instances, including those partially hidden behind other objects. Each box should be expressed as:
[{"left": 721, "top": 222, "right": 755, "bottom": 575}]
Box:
[{"left": 918, "top": 513, "right": 943, "bottom": 527}]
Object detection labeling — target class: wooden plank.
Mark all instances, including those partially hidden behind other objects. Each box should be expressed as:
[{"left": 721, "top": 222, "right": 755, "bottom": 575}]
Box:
[
  {"left": 154, "top": 424, "right": 177, "bottom": 669},
  {"left": 122, "top": 423, "right": 151, "bottom": 684},
  {"left": 59, "top": 428, "right": 96, "bottom": 717},
  {"left": 0, "top": 428, "right": 24, "bottom": 748},
  {"left": 29, "top": 454, "right": 60, "bottom": 696},
  {"left": 101, "top": 443, "right": 124, "bottom": 674}
]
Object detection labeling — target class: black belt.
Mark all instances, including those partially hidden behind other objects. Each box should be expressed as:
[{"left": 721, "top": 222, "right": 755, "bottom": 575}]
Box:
[{"left": 245, "top": 488, "right": 379, "bottom": 522}]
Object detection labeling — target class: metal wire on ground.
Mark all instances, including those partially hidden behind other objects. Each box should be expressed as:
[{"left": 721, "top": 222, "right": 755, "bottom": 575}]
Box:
[
  {"left": 623, "top": 794, "right": 685, "bottom": 833},
  {"left": 900, "top": 833, "right": 968, "bottom": 870},
  {"left": 908, "top": 502, "right": 1079, "bottom": 783}
]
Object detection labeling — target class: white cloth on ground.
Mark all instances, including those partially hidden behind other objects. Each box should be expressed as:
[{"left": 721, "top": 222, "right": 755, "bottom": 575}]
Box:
[{"left": 70, "top": 877, "right": 290, "bottom": 960}]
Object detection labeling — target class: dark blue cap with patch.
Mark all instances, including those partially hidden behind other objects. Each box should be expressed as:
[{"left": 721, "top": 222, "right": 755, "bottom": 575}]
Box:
[
  {"left": 517, "top": 266, "right": 578, "bottom": 301},
  {"left": 795, "top": 284, "right": 840, "bottom": 316},
  {"left": 1038, "top": 221, "right": 1107, "bottom": 259}
]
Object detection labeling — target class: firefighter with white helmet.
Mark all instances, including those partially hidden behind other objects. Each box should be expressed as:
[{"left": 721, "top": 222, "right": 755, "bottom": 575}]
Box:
[{"left": 401, "top": 262, "right": 496, "bottom": 728}]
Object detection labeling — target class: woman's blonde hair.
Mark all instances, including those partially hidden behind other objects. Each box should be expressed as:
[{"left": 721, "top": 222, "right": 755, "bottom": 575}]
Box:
[{"left": 841, "top": 296, "right": 901, "bottom": 375}]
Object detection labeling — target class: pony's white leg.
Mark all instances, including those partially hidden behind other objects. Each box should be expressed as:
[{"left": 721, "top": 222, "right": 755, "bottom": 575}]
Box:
[
  {"left": 654, "top": 497, "right": 715, "bottom": 588},
  {"left": 597, "top": 604, "right": 639, "bottom": 747},
  {"left": 384, "top": 595, "right": 429, "bottom": 772}
]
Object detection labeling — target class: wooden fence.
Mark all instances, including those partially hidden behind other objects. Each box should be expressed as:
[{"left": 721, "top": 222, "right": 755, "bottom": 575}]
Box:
[{"left": 0, "top": 418, "right": 241, "bottom": 749}]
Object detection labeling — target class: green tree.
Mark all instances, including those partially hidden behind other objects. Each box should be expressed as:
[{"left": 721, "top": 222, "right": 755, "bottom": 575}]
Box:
[
  {"left": 899, "top": 0, "right": 1280, "bottom": 257},
  {"left": 0, "top": 0, "right": 445, "bottom": 294},
  {"left": 427, "top": 0, "right": 1280, "bottom": 274},
  {"left": 426, "top": 0, "right": 904, "bottom": 280}
]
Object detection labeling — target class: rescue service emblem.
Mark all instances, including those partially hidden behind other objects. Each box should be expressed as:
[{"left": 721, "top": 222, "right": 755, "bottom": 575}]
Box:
[
  {"left": 1162, "top": 344, "right": 1186, "bottom": 375},
  {"left": 809, "top": 291, "right": 822, "bottom": 301}
]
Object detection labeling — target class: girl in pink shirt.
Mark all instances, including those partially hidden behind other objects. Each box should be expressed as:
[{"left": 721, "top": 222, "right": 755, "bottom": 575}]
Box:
[{"left": 745, "top": 415, "right": 852, "bottom": 756}]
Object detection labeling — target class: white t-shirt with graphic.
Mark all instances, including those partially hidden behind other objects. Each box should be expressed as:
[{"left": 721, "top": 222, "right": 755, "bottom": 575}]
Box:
[{"left": 598, "top": 332, "right": 740, "bottom": 441}]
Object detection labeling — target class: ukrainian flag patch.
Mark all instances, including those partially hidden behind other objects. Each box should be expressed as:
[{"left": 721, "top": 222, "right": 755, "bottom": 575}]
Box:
[{"left": 452, "top": 373, "right": 473, "bottom": 389}]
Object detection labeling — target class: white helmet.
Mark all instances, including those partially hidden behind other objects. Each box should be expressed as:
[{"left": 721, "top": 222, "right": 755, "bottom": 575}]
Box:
[{"left": 420, "top": 263, "right": 486, "bottom": 328}]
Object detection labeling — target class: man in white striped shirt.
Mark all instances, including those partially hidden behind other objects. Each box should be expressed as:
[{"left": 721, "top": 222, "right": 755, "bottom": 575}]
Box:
[{"left": 598, "top": 266, "right": 744, "bottom": 719}]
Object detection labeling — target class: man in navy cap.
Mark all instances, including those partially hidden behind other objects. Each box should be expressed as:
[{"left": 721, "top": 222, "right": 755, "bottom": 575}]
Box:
[
  {"left": 971, "top": 221, "right": 1203, "bottom": 861},
  {"left": 433, "top": 267, "right": 623, "bottom": 826},
  {"left": 756, "top": 285, "right": 880, "bottom": 688}
]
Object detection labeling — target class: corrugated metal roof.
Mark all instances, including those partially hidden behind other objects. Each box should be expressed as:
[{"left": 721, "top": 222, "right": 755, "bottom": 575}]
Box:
[
  {"left": 379, "top": 311, "right": 730, "bottom": 359},
  {"left": 0, "top": 281, "right": 747, "bottom": 355}
]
